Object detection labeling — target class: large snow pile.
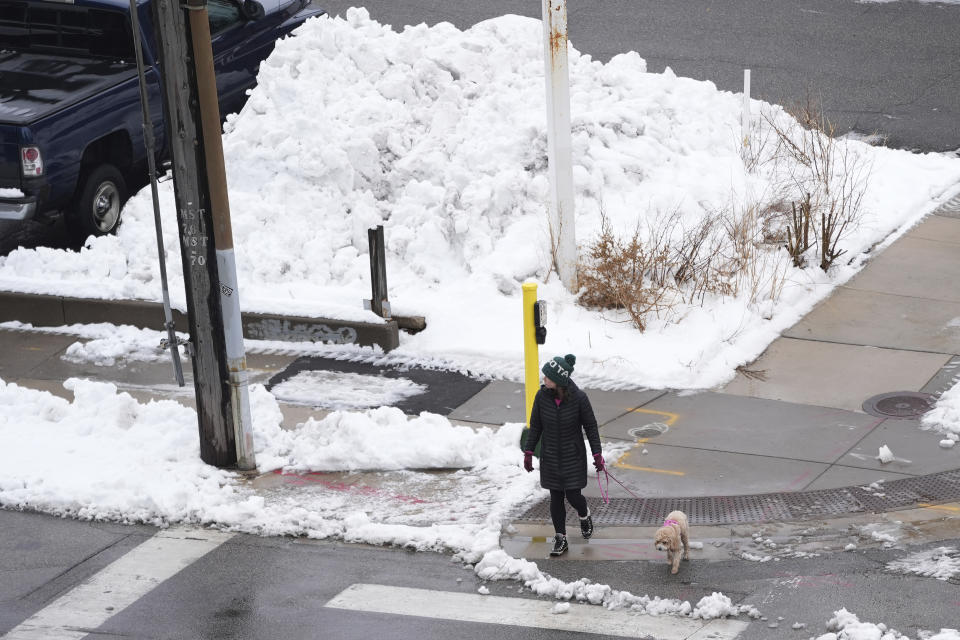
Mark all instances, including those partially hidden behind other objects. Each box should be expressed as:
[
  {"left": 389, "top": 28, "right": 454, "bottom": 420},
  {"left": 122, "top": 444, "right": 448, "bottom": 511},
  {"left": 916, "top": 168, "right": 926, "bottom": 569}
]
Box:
[
  {"left": 0, "top": 10, "right": 958, "bottom": 390},
  {"left": 0, "top": 376, "right": 535, "bottom": 556}
]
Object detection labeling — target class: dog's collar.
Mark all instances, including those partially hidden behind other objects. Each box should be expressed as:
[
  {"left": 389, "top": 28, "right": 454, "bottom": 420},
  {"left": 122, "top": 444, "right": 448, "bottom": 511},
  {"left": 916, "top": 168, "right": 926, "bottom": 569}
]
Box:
[{"left": 663, "top": 519, "right": 680, "bottom": 527}]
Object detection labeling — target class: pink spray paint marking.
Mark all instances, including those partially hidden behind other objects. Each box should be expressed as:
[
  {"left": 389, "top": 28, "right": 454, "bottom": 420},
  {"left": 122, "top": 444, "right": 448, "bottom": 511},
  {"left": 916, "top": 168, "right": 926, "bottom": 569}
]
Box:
[
  {"left": 271, "top": 470, "right": 428, "bottom": 504},
  {"left": 787, "top": 469, "right": 813, "bottom": 490}
]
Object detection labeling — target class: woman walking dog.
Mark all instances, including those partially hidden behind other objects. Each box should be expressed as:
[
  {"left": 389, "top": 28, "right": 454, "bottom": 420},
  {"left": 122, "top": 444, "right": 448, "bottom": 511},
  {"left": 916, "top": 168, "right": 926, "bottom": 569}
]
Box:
[{"left": 523, "top": 354, "right": 604, "bottom": 556}]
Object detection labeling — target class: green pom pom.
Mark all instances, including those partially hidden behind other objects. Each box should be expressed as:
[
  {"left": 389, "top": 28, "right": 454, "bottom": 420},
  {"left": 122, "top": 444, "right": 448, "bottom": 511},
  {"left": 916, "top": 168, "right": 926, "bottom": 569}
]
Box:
[{"left": 564, "top": 354, "right": 576, "bottom": 367}]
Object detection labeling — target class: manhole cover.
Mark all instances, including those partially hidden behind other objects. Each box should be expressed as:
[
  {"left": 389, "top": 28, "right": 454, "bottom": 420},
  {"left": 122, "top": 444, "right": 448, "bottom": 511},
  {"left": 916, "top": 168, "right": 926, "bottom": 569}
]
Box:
[
  {"left": 862, "top": 392, "right": 935, "bottom": 419},
  {"left": 628, "top": 422, "right": 670, "bottom": 439}
]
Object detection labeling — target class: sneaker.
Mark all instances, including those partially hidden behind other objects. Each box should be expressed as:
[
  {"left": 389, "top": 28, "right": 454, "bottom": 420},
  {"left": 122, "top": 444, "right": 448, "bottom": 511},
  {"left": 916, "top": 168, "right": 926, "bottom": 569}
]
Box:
[
  {"left": 580, "top": 514, "right": 593, "bottom": 539},
  {"left": 550, "top": 533, "right": 568, "bottom": 556}
]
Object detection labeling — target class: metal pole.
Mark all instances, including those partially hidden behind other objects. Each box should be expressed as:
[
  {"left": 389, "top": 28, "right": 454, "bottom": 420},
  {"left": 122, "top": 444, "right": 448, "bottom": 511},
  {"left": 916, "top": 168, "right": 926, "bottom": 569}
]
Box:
[
  {"left": 541, "top": 0, "right": 577, "bottom": 292},
  {"left": 522, "top": 281, "right": 540, "bottom": 427},
  {"left": 742, "top": 69, "right": 752, "bottom": 154},
  {"left": 128, "top": 0, "right": 185, "bottom": 387},
  {"left": 185, "top": 0, "right": 256, "bottom": 470}
]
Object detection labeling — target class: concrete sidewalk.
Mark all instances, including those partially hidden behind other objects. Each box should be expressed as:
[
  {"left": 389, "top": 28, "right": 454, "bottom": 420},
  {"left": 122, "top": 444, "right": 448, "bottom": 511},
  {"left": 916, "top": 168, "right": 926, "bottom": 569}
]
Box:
[{"left": 1, "top": 199, "right": 959, "bottom": 542}]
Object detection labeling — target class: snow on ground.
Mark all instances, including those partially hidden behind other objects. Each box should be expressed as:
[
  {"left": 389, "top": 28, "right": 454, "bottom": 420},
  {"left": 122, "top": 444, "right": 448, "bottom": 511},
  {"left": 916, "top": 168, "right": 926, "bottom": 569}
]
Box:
[
  {"left": 922, "top": 378, "right": 960, "bottom": 440},
  {"left": 813, "top": 609, "right": 960, "bottom": 640},
  {"left": 886, "top": 546, "right": 960, "bottom": 581},
  {"left": 0, "top": 373, "right": 709, "bottom": 617},
  {"left": 59, "top": 324, "right": 185, "bottom": 367},
  {"left": 270, "top": 370, "right": 427, "bottom": 409},
  {"left": 0, "top": 375, "right": 529, "bottom": 546},
  {"left": 858, "top": 522, "right": 905, "bottom": 549},
  {"left": 1, "top": 10, "right": 959, "bottom": 392}
]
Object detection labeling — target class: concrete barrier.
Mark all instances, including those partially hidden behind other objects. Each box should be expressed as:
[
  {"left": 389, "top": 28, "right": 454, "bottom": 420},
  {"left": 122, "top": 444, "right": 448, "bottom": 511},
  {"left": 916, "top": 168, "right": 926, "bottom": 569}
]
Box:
[{"left": 0, "top": 291, "right": 399, "bottom": 351}]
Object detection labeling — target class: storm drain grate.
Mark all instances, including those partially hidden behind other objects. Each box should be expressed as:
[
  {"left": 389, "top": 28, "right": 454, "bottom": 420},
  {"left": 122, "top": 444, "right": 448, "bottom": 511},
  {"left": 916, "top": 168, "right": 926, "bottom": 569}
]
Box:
[
  {"left": 515, "top": 469, "right": 960, "bottom": 526},
  {"left": 862, "top": 392, "right": 935, "bottom": 419},
  {"left": 779, "top": 488, "right": 865, "bottom": 519}
]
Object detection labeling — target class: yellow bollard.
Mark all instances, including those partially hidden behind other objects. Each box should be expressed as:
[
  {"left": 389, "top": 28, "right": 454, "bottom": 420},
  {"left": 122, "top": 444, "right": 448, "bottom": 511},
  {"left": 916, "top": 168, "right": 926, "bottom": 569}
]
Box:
[{"left": 522, "top": 282, "right": 540, "bottom": 428}]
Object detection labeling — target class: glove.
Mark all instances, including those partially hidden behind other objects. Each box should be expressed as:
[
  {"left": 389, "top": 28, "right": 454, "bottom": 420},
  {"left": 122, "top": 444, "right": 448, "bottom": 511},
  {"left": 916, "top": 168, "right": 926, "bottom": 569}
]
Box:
[
  {"left": 593, "top": 453, "right": 605, "bottom": 472},
  {"left": 523, "top": 451, "right": 534, "bottom": 472}
]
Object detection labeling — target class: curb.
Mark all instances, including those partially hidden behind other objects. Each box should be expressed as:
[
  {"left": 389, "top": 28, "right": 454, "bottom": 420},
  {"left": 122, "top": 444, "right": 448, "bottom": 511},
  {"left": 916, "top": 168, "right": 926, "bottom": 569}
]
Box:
[{"left": 0, "top": 291, "right": 400, "bottom": 351}]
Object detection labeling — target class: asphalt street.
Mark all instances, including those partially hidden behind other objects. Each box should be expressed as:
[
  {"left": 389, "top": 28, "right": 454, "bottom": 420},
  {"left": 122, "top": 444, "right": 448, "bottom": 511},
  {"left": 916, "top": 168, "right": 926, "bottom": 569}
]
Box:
[{"left": 2, "top": 508, "right": 959, "bottom": 640}]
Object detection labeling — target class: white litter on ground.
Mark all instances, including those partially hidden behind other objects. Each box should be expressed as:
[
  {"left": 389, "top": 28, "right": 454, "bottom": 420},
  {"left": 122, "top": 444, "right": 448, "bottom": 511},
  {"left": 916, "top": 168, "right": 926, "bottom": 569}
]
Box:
[{"left": 877, "top": 445, "right": 895, "bottom": 464}]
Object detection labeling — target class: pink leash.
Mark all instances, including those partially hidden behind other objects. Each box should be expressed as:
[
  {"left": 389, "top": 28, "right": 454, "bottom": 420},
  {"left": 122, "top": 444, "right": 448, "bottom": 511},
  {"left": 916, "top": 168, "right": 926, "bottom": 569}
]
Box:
[{"left": 596, "top": 465, "right": 645, "bottom": 504}]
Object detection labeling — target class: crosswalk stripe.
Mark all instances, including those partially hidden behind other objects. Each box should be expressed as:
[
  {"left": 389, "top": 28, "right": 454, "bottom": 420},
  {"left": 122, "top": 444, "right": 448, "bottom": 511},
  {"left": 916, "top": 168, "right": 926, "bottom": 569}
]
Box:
[
  {"left": 3, "top": 527, "right": 234, "bottom": 640},
  {"left": 325, "top": 583, "right": 749, "bottom": 639}
]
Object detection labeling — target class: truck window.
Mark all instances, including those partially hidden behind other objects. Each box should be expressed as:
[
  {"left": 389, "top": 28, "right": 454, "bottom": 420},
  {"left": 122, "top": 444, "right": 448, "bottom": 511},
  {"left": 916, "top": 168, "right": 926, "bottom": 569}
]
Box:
[
  {"left": 207, "top": 0, "right": 243, "bottom": 35},
  {"left": 0, "top": 2, "right": 133, "bottom": 60}
]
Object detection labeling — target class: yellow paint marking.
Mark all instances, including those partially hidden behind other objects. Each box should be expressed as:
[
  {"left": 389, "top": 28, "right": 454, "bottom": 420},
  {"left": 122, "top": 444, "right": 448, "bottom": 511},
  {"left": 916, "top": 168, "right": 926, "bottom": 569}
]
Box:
[
  {"left": 917, "top": 503, "right": 960, "bottom": 513},
  {"left": 531, "top": 536, "right": 547, "bottom": 543},
  {"left": 615, "top": 462, "right": 686, "bottom": 476},
  {"left": 627, "top": 407, "right": 679, "bottom": 425},
  {"left": 614, "top": 407, "right": 683, "bottom": 473}
]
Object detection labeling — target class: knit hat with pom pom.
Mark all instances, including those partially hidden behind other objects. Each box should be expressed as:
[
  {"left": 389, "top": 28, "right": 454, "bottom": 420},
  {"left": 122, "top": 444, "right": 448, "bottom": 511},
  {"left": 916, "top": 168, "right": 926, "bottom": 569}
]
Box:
[{"left": 542, "top": 354, "right": 576, "bottom": 387}]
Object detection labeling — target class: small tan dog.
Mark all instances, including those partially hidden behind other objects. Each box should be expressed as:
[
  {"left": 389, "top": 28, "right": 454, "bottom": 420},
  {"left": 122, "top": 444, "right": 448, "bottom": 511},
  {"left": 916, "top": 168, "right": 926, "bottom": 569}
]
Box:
[{"left": 653, "top": 510, "right": 690, "bottom": 574}]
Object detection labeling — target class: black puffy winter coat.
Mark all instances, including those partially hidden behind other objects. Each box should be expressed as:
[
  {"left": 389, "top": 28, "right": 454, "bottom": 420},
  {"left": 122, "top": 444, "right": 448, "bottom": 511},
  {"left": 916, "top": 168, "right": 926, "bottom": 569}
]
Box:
[{"left": 523, "top": 381, "right": 602, "bottom": 490}]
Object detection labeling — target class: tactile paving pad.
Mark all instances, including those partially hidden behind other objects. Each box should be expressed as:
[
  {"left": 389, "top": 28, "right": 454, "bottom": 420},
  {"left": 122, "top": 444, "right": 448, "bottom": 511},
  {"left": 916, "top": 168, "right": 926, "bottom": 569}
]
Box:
[{"left": 515, "top": 469, "right": 960, "bottom": 525}]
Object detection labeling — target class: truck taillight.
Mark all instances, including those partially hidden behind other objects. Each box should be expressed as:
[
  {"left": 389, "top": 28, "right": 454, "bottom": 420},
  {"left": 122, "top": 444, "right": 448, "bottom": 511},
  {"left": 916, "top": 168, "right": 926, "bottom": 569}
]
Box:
[{"left": 21, "top": 146, "right": 43, "bottom": 177}]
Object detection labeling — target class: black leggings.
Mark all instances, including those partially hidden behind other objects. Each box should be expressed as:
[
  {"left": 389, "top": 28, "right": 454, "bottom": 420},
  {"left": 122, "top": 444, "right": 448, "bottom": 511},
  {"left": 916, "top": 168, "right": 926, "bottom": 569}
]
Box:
[{"left": 550, "top": 489, "right": 588, "bottom": 535}]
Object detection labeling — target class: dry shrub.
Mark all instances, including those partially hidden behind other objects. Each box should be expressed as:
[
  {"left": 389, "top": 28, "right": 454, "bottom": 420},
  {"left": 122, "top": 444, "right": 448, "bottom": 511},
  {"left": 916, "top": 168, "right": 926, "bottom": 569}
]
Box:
[
  {"left": 578, "top": 215, "right": 673, "bottom": 332},
  {"left": 579, "top": 205, "right": 787, "bottom": 331},
  {"left": 763, "top": 93, "right": 869, "bottom": 272},
  {"left": 786, "top": 192, "right": 813, "bottom": 268},
  {"left": 576, "top": 91, "right": 865, "bottom": 333}
]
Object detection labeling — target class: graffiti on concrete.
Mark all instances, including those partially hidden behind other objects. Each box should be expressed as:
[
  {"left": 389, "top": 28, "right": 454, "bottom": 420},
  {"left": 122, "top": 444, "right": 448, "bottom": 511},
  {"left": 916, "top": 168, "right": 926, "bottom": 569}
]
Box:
[{"left": 246, "top": 318, "right": 358, "bottom": 344}]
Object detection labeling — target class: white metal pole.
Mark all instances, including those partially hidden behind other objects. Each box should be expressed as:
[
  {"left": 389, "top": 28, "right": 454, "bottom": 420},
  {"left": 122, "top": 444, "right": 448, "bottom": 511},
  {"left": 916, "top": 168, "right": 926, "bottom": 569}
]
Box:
[
  {"left": 742, "top": 69, "right": 752, "bottom": 153},
  {"left": 542, "top": 0, "right": 577, "bottom": 292},
  {"left": 217, "top": 250, "right": 257, "bottom": 471}
]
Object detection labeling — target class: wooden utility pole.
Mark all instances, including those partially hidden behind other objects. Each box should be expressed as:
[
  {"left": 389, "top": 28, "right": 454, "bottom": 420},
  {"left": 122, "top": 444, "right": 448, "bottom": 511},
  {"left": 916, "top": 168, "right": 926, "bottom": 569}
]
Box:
[
  {"left": 151, "top": 0, "right": 255, "bottom": 469},
  {"left": 368, "top": 225, "right": 390, "bottom": 318}
]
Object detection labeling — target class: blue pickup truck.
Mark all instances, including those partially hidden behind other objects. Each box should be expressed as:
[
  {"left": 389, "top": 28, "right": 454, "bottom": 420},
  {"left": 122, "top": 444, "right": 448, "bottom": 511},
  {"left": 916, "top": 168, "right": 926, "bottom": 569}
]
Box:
[{"left": 0, "top": 0, "right": 322, "bottom": 246}]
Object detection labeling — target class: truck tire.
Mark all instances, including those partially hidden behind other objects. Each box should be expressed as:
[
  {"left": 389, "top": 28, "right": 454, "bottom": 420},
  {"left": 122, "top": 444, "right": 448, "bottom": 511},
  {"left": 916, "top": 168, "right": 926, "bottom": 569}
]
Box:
[{"left": 69, "top": 164, "right": 127, "bottom": 242}]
